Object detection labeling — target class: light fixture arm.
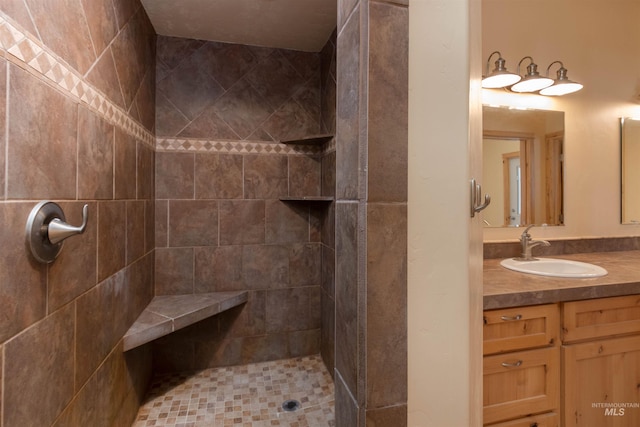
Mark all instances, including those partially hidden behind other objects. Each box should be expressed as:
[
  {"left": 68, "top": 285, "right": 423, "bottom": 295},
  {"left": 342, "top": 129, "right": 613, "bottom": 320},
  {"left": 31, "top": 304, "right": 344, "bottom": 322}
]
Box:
[
  {"left": 516, "top": 56, "right": 534, "bottom": 74},
  {"left": 485, "top": 50, "right": 505, "bottom": 76},
  {"left": 545, "top": 60, "right": 566, "bottom": 78}
]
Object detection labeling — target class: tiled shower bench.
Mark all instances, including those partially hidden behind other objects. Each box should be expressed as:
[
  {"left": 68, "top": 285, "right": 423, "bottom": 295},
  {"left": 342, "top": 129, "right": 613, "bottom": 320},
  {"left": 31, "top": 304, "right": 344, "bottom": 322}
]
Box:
[{"left": 123, "top": 291, "right": 248, "bottom": 351}]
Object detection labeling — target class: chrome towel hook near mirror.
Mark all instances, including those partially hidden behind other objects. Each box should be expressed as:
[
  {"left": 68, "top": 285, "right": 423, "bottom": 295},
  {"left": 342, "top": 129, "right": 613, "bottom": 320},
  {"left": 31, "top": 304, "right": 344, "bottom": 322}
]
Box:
[
  {"left": 470, "top": 178, "right": 491, "bottom": 218},
  {"left": 25, "top": 201, "right": 88, "bottom": 263}
]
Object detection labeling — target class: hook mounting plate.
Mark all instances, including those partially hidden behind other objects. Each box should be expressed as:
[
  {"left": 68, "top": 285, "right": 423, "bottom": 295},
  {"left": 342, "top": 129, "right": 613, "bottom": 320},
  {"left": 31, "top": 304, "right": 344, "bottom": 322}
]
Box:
[{"left": 25, "top": 201, "right": 66, "bottom": 264}]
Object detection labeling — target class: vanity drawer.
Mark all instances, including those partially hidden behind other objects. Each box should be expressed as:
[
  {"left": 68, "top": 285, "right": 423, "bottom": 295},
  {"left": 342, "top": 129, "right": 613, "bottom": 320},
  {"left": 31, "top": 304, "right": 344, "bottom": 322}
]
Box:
[
  {"left": 483, "top": 347, "right": 559, "bottom": 425},
  {"left": 483, "top": 304, "right": 559, "bottom": 355},
  {"left": 562, "top": 294, "right": 640, "bottom": 343}
]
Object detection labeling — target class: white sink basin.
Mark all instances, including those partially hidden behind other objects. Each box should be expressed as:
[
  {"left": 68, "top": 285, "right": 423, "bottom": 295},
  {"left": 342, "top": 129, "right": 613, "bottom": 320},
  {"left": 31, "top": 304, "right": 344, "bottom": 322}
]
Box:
[{"left": 500, "top": 257, "right": 608, "bottom": 278}]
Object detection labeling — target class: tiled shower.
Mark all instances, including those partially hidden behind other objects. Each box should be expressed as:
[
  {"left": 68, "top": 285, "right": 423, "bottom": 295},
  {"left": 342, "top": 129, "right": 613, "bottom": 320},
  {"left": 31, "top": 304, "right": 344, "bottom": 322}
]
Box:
[{"left": 0, "top": 0, "right": 408, "bottom": 426}]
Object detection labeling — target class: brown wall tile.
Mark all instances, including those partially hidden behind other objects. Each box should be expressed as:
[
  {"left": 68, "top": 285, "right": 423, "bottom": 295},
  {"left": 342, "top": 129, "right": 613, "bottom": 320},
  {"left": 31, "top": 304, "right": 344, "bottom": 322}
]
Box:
[
  {"left": 365, "top": 404, "right": 408, "bottom": 427},
  {"left": 0, "top": 203, "right": 46, "bottom": 342},
  {"left": 75, "top": 277, "right": 116, "bottom": 389},
  {"left": 289, "top": 155, "right": 321, "bottom": 198},
  {"left": 265, "top": 286, "right": 321, "bottom": 333},
  {"left": 98, "top": 201, "right": 127, "bottom": 281},
  {"left": 366, "top": 203, "right": 407, "bottom": 408},
  {"left": 56, "top": 346, "right": 134, "bottom": 427},
  {"left": 24, "top": 0, "right": 96, "bottom": 74},
  {"left": 156, "top": 152, "right": 194, "bottom": 199},
  {"left": 120, "top": 254, "right": 155, "bottom": 336},
  {"left": 127, "top": 201, "right": 146, "bottom": 263},
  {"left": 80, "top": 0, "right": 119, "bottom": 58},
  {"left": 321, "top": 288, "right": 335, "bottom": 376},
  {"left": 288, "top": 329, "right": 321, "bottom": 357},
  {"left": 77, "top": 107, "right": 114, "bottom": 200},
  {"left": 194, "top": 246, "right": 243, "bottom": 292},
  {"left": 335, "top": 372, "right": 359, "bottom": 427},
  {"left": 218, "top": 290, "right": 266, "bottom": 337},
  {"left": 244, "top": 155, "right": 288, "bottom": 198},
  {"left": 168, "top": 200, "right": 218, "bottom": 247},
  {"left": 7, "top": 65, "right": 77, "bottom": 199},
  {"left": 157, "top": 51, "right": 224, "bottom": 121},
  {"left": 0, "top": 59, "right": 6, "bottom": 199},
  {"left": 114, "top": 128, "right": 138, "bottom": 199},
  {"left": 265, "top": 200, "right": 310, "bottom": 244},
  {"left": 155, "top": 200, "right": 168, "bottom": 247},
  {"left": 322, "top": 151, "right": 337, "bottom": 198},
  {"left": 289, "top": 243, "right": 322, "bottom": 286},
  {"left": 219, "top": 200, "right": 265, "bottom": 245},
  {"left": 336, "top": 5, "right": 361, "bottom": 201},
  {"left": 144, "top": 199, "right": 155, "bottom": 252},
  {"left": 0, "top": 0, "right": 38, "bottom": 35},
  {"left": 111, "top": 8, "right": 152, "bottom": 110},
  {"left": 155, "top": 247, "right": 194, "bottom": 295},
  {"left": 137, "top": 142, "right": 154, "bottom": 199},
  {"left": 367, "top": 2, "right": 408, "bottom": 203},
  {"left": 4, "top": 304, "right": 75, "bottom": 427},
  {"left": 195, "top": 153, "right": 243, "bottom": 199},
  {"left": 242, "top": 245, "right": 289, "bottom": 290},
  {"left": 48, "top": 202, "right": 98, "bottom": 311}
]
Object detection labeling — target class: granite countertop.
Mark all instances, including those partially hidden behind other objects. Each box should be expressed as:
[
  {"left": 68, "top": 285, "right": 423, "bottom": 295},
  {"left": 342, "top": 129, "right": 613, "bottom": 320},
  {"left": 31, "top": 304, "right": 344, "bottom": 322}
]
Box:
[{"left": 483, "top": 251, "right": 640, "bottom": 310}]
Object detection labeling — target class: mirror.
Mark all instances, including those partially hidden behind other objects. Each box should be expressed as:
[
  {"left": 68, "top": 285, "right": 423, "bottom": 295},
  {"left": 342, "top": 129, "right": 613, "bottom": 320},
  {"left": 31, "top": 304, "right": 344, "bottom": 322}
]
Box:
[
  {"left": 482, "top": 106, "right": 565, "bottom": 227},
  {"left": 621, "top": 117, "right": 640, "bottom": 224}
]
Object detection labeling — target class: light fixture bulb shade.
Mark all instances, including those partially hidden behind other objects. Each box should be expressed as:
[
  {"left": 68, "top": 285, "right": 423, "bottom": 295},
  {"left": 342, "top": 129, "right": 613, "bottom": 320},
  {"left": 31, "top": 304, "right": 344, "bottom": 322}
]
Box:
[
  {"left": 482, "top": 52, "right": 521, "bottom": 88},
  {"left": 540, "top": 61, "right": 584, "bottom": 96},
  {"left": 482, "top": 72, "right": 521, "bottom": 89},
  {"left": 510, "top": 76, "right": 554, "bottom": 93},
  {"left": 539, "top": 81, "right": 584, "bottom": 96}
]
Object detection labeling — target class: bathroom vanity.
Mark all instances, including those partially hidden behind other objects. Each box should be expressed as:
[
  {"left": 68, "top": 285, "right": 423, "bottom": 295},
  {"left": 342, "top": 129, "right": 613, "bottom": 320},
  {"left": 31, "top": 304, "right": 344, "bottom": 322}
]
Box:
[{"left": 483, "top": 251, "right": 640, "bottom": 427}]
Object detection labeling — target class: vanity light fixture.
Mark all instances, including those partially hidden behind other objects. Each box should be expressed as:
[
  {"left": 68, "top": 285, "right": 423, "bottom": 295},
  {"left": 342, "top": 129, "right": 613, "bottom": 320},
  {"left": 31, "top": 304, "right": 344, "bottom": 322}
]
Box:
[
  {"left": 482, "top": 51, "right": 522, "bottom": 89},
  {"left": 509, "top": 56, "right": 554, "bottom": 93},
  {"left": 539, "top": 61, "right": 583, "bottom": 96}
]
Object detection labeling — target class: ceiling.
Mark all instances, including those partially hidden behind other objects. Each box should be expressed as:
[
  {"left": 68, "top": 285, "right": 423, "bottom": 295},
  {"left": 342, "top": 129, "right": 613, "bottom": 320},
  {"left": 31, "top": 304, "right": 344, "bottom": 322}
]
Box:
[{"left": 140, "top": 0, "right": 337, "bottom": 52}]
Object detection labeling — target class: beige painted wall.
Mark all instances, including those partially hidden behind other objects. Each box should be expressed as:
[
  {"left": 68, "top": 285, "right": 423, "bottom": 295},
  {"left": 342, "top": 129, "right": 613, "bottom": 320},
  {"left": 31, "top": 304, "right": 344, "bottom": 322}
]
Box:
[
  {"left": 482, "top": 0, "right": 640, "bottom": 241},
  {"left": 408, "top": 0, "right": 483, "bottom": 425}
]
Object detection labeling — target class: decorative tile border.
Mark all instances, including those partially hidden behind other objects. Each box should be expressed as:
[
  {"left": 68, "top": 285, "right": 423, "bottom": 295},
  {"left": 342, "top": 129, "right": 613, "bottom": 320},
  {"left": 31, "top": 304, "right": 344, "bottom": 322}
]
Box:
[
  {"left": 0, "top": 11, "right": 155, "bottom": 148},
  {"left": 157, "top": 137, "right": 329, "bottom": 156}
]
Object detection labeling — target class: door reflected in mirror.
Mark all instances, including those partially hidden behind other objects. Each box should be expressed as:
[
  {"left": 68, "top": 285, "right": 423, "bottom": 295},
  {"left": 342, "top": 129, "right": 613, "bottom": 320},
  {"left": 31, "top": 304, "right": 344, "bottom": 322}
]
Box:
[
  {"left": 621, "top": 117, "right": 640, "bottom": 224},
  {"left": 482, "top": 106, "right": 565, "bottom": 227}
]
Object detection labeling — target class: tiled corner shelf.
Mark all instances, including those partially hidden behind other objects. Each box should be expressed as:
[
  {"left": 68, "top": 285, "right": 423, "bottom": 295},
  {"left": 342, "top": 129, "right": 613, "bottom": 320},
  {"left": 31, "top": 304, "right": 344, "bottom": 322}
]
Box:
[
  {"left": 123, "top": 291, "right": 248, "bottom": 352},
  {"left": 280, "top": 134, "right": 334, "bottom": 145},
  {"left": 279, "top": 196, "right": 334, "bottom": 202}
]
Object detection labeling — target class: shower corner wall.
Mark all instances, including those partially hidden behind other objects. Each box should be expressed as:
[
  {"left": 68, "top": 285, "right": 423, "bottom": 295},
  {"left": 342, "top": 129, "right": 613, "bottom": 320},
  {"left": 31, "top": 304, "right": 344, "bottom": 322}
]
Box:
[
  {"left": 0, "top": 1, "right": 157, "bottom": 426},
  {"left": 149, "top": 31, "right": 338, "bottom": 376}
]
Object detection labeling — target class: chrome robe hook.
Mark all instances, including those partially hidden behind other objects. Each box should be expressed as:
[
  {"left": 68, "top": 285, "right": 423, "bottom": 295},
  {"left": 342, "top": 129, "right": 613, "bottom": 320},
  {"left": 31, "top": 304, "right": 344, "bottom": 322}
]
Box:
[{"left": 25, "top": 201, "right": 88, "bottom": 263}]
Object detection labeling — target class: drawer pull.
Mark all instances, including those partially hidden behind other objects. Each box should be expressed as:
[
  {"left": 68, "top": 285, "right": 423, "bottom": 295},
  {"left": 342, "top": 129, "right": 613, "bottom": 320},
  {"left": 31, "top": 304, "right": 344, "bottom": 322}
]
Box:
[
  {"left": 501, "top": 360, "right": 523, "bottom": 368},
  {"left": 500, "top": 314, "right": 522, "bottom": 321}
]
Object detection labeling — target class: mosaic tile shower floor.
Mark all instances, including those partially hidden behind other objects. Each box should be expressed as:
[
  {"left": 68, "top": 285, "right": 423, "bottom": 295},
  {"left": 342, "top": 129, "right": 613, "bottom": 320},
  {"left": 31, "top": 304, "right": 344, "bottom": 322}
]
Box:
[{"left": 133, "top": 355, "right": 335, "bottom": 427}]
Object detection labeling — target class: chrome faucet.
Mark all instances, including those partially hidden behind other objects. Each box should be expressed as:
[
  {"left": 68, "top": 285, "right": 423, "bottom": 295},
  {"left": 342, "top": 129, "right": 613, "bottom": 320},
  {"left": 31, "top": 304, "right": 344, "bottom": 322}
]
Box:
[{"left": 518, "top": 224, "right": 550, "bottom": 261}]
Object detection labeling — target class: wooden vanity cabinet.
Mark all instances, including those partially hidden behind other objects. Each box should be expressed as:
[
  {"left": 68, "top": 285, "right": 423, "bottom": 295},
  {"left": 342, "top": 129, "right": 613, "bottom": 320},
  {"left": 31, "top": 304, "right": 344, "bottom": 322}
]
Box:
[
  {"left": 483, "top": 304, "right": 560, "bottom": 426},
  {"left": 561, "top": 295, "right": 640, "bottom": 427}
]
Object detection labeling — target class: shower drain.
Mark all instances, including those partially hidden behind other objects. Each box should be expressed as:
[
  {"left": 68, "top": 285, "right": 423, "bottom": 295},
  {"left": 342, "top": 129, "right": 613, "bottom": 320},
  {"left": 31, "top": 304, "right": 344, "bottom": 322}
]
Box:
[{"left": 282, "top": 399, "right": 301, "bottom": 412}]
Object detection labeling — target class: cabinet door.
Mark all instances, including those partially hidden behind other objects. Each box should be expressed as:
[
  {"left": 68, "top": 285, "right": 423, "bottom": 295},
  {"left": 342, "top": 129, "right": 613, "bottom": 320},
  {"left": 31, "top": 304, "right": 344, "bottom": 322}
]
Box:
[
  {"left": 484, "top": 304, "right": 559, "bottom": 355},
  {"left": 485, "top": 412, "right": 559, "bottom": 427},
  {"left": 562, "top": 295, "right": 640, "bottom": 343},
  {"left": 484, "top": 347, "right": 559, "bottom": 425},
  {"left": 563, "top": 335, "right": 640, "bottom": 427}
]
